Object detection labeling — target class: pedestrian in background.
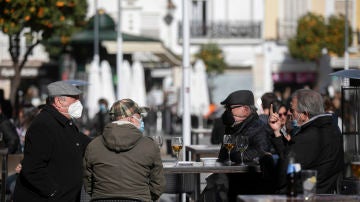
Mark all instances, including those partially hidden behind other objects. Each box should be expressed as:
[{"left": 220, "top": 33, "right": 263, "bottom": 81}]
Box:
[
  {"left": 14, "top": 81, "right": 91, "bottom": 202},
  {"left": 0, "top": 103, "right": 21, "bottom": 154}
]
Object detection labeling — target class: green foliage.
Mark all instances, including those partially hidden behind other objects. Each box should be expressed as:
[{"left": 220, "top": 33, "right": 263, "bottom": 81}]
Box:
[
  {"left": 0, "top": 0, "right": 87, "bottom": 43},
  {"left": 195, "top": 43, "right": 227, "bottom": 74},
  {"left": 288, "top": 12, "right": 353, "bottom": 61},
  {"left": 0, "top": 0, "right": 88, "bottom": 107},
  {"left": 288, "top": 12, "right": 326, "bottom": 61},
  {"left": 325, "top": 14, "right": 353, "bottom": 56}
]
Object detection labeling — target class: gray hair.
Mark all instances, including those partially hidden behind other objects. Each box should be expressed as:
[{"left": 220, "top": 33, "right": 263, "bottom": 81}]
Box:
[{"left": 292, "top": 89, "right": 324, "bottom": 118}]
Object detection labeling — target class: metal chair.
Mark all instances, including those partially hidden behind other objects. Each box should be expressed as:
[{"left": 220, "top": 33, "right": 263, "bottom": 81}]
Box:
[{"left": 164, "top": 173, "right": 195, "bottom": 201}]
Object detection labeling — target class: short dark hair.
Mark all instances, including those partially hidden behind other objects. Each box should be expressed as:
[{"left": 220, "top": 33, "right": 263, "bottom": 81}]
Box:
[{"left": 261, "top": 92, "right": 278, "bottom": 110}]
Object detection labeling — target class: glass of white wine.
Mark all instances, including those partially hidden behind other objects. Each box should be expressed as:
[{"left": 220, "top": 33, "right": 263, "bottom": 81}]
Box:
[
  {"left": 223, "top": 134, "right": 235, "bottom": 165},
  {"left": 171, "top": 137, "right": 183, "bottom": 166},
  {"left": 236, "top": 135, "right": 249, "bottom": 166},
  {"left": 152, "top": 135, "right": 163, "bottom": 149}
]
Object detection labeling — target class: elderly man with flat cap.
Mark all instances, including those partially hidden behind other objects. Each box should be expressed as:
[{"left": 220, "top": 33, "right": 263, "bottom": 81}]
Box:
[
  {"left": 14, "top": 81, "right": 91, "bottom": 202},
  {"left": 215, "top": 90, "right": 274, "bottom": 200},
  {"left": 218, "top": 90, "right": 272, "bottom": 163}
]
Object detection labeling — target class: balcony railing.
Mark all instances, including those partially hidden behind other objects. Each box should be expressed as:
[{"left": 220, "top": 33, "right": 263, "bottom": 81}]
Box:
[
  {"left": 179, "top": 20, "right": 262, "bottom": 39},
  {"left": 277, "top": 20, "right": 297, "bottom": 43}
]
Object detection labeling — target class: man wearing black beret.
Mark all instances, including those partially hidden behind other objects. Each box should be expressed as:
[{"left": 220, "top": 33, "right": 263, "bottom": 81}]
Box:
[{"left": 217, "top": 90, "right": 274, "bottom": 200}]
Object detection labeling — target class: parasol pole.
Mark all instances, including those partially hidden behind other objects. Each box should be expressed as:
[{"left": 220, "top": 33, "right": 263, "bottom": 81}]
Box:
[
  {"left": 182, "top": 0, "right": 191, "bottom": 154},
  {"left": 116, "top": 0, "right": 123, "bottom": 99}
]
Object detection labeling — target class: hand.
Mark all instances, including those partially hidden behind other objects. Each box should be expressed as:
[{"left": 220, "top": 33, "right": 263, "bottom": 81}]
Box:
[
  {"left": 15, "top": 163, "right": 22, "bottom": 173},
  {"left": 268, "top": 104, "right": 282, "bottom": 137}
]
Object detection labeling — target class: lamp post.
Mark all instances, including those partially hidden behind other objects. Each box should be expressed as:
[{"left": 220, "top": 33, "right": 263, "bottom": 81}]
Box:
[
  {"left": 343, "top": 0, "right": 349, "bottom": 87},
  {"left": 116, "top": 0, "right": 123, "bottom": 99},
  {"left": 94, "top": 0, "right": 100, "bottom": 65},
  {"left": 182, "top": 0, "right": 191, "bottom": 156},
  {"left": 164, "top": 0, "right": 176, "bottom": 25},
  {"left": 164, "top": 0, "right": 176, "bottom": 48}
]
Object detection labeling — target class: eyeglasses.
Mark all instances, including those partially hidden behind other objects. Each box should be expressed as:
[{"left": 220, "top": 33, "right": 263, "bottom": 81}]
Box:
[{"left": 278, "top": 112, "right": 287, "bottom": 117}]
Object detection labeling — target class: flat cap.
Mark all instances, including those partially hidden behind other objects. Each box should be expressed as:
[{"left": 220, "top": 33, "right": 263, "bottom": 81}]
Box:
[
  {"left": 109, "top": 99, "right": 149, "bottom": 119},
  {"left": 220, "top": 90, "right": 254, "bottom": 106},
  {"left": 47, "top": 81, "right": 82, "bottom": 96}
]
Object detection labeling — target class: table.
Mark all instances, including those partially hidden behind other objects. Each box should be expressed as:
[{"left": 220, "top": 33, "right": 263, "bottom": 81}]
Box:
[
  {"left": 237, "top": 194, "right": 360, "bottom": 202},
  {"left": 191, "top": 128, "right": 212, "bottom": 144},
  {"left": 163, "top": 161, "right": 260, "bottom": 201},
  {"left": 185, "top": 144, "right": 220, "bottom": 161}
]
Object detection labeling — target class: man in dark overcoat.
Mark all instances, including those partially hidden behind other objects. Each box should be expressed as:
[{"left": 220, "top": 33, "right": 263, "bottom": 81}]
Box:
[
  {"left": 217, "top": 90, "right": 274, "bottom": 201},
  {"left": 14, "top": 81, "right": 91, "bottom": 202},
  {"left": 268, "top": 89, "right": 344, "bottom": 194}
]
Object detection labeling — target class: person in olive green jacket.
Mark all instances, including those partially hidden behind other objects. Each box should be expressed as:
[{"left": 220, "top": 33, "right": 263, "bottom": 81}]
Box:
[{"left": 83, "top": 99, "right": 166, "bottom": 202}]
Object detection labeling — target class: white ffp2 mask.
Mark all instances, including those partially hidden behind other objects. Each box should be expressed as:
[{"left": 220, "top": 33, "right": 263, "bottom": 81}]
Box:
[{"left": 68, "top": 100, "right": 83, "bottom": 119}]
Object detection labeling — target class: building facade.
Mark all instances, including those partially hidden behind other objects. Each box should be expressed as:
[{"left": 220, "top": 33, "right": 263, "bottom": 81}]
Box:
[{"left": 0, "top": 0, "right": 359, "bottom": 105}]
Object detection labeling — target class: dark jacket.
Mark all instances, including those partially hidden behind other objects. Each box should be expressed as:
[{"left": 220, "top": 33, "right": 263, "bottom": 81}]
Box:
[
  {"left": 14, "top": 105, "right": 91, "bottom": 202},
  {"left": 218, "top": 113, "right": 272, "bottom": 163},
  {"left": 0, "top": 113, "right": 20, "bottom": 153},
  {"left": 210, "top": 117, "right": 225, "bottom": 145},
  {"left": 271, "top": 114, "right": 344, "bottom": 194},
  {"left": 84, "top": 121, "right": 166, "bottom": 202}
]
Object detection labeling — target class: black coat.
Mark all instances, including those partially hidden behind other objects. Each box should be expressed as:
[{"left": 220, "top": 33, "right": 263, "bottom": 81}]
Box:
[
  {"left": 14, "top": 105, "right": 91, "bottom": 202},
  {"left": 0, "top": 113, "right": 20, "bottom": 153},
  {"left": 218, "top": 113, "right": 272, "bottom": 163},
  {"left": 271, "top": 114, "right": 344, "bottom": 194}
]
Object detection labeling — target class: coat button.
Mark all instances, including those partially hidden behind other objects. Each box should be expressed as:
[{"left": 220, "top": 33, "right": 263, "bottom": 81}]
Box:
[{"left": 76, "top": 143, "right": 79, "bottom": 146}]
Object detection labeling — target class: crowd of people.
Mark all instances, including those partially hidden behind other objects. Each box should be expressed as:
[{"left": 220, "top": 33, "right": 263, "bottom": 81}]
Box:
[{"left": 0, "top": 80, "right": 346, "bottom": 202}]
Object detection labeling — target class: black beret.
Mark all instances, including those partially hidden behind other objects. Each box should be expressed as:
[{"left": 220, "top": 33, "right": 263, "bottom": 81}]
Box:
[{"left": 220, "top": 90, "right": 254, "bottom": 106}]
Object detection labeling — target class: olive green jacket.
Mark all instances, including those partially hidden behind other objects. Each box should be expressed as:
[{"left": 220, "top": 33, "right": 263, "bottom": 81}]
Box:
[{"left": 83, "top": 121, "right": 165, "bottom": 201}]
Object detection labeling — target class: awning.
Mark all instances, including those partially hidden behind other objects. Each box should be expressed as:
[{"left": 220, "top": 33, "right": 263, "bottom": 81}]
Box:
[
  {"left": 102, "top": 41, "right": 181, "bottom": 66},
  {"left": 46, "top": 10, "right": 181, "bottom": 66}
]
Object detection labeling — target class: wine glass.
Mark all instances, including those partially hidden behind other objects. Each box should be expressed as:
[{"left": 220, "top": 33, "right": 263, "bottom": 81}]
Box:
[
  {"left": 171, "top": 137, "right": 183, "bottom": 166},
  {"left": 223, "top": 135, "right": 235, "bottom": 165},
  {"left": 152, "top": 135, "right": 163, "bottom": 149},
  {"left": 236, "top": 136, "right": 249, "bottom": 166}
]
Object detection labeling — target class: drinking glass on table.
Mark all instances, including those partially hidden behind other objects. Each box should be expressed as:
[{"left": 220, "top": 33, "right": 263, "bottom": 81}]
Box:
[
  {"left": 236, "top": 135, "right": 249, "bottom": 166},
  {"left": 351, "top": 154, "right": 360, "bottom": 180},
  {"left": 171, "top": 137, "right": 183, "bottom": 165},
  {"left": 223, "top": 134, "right": 235, "bottom": 165},
  {"left": 152, "top": 135, "right": 163, "bottom": 149}
]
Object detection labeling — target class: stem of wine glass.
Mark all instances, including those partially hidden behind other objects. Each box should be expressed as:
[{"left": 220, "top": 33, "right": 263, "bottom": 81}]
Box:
[
  {"left": 240, "top": 152, "right": 244, "bottom": 166},
  {"left": 175, "top": 151, "right": 179, "bottom": 166},
  {"left": 228, "top": 151, "right": 231, "bottom": 165}
]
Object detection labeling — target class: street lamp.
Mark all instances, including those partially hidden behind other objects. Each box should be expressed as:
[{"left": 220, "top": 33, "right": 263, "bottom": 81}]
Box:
[{"left": 164, "top": 0, "right": 176, "bottom": 25}]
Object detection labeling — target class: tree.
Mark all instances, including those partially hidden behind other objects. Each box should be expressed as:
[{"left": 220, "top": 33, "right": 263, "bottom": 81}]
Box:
[
  {"left": 0, "top": 0, "right": 87, "bottom": 109},
  {"left": 325, "top": 14, "right": 353, "bottom": 57},
  {"left": 288, "top": 12, "right": 353, "bottom": 61},
  {"left": 288, "top": 12, "right": 327, "bottom": 61},
  {"left": 195, "top": 43, "right": 227, "bottom": 74}
]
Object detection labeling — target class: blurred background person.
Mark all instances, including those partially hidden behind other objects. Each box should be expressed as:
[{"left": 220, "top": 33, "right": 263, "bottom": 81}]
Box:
[
  {"left": 88, "top": 98, "right": 110, "bottom": 138},
  {"left": 0, "top": 103, "right": 21, "bottom": 154},
  {"left": 259, "top": 92, "right": 278, "bottom": 124},
  {"left": 14, "top": 104, "right": 39, "bottom": 152}
]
